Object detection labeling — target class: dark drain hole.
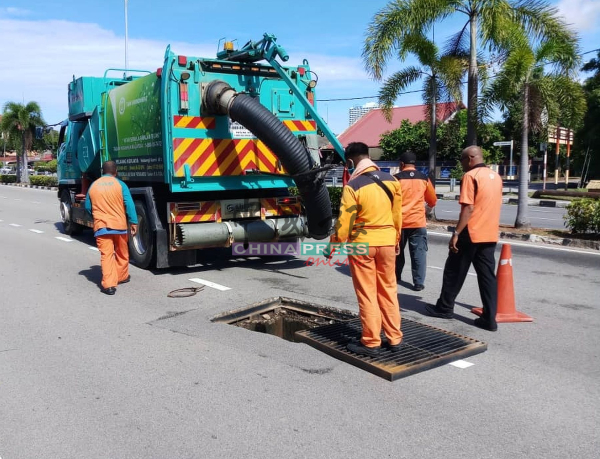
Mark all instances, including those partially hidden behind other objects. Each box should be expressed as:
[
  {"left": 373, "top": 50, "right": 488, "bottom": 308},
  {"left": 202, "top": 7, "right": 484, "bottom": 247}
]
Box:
[
  {"left": 234, "top": 308, "right": 341, "bottom": 342},
  {"left": 212, "top": 297, "right": 357, "bottom": 343}
]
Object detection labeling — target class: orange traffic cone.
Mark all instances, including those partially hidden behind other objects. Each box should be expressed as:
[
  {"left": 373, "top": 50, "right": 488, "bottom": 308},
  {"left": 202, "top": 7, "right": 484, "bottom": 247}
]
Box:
[{"left": 472, "top": 244, "right": 533, "bottom": 322}]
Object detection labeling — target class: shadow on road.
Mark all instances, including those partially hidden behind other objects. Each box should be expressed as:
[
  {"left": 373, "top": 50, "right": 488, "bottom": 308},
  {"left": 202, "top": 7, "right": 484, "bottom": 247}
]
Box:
[
  {"left": 398, "top": 293, "right": 477, "bottom": 327},
  {"left": 79, "top": 265, "right": 103, "bottom": 290}
]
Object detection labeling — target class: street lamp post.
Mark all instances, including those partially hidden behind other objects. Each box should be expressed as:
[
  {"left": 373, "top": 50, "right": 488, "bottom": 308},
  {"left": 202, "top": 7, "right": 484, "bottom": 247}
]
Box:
[{"left": 124, "top": 0, "right": 129, "bottom": 74}]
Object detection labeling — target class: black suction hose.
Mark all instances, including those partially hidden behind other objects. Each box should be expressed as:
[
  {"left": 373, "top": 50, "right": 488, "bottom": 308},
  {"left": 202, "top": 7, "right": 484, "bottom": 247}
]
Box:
[{"left": 204, "top": 81, "right": 332, "bottom": 239}]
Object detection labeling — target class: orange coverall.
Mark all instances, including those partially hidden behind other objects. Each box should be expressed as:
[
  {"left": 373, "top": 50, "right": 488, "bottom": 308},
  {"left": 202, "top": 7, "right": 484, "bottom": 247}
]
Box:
[
  {"left": 333, "top": 166, "right": 403, "bottom": 348},
  {"left": 85, "top": 175, "right": 138, "bottom": 289}
]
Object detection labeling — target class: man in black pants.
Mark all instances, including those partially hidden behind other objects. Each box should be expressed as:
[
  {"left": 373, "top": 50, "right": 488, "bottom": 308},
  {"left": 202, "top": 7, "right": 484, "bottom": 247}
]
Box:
[{"left": 425, "top": 146, "right": 503, "bottom": 331}]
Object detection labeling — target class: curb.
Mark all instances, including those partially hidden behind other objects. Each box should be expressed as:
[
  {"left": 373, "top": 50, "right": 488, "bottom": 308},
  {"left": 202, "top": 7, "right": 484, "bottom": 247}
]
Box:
[
  {"left": 1, "top": 182, "right": 58, "bottom": 191},
  {"left": 439, "top": 194, "right": 569, "bottom": 208},
  {"left": 427, "top": 223, "right": 599, "bottom": 251}
]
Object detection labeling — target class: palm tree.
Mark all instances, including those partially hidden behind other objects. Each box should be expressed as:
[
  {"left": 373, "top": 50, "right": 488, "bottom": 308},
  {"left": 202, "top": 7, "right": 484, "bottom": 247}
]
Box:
[
  {"left": 1, "top": 101, "right": 44, "bottom": 184},
  {"left": 481, "top": 27, "right": 584, "bottom": 228},
  {"left": 364, "top": 0, "right": 570, "bottom": 146},
  {"left": 368, "top": 33, "right": 465, "bottom": 196}
]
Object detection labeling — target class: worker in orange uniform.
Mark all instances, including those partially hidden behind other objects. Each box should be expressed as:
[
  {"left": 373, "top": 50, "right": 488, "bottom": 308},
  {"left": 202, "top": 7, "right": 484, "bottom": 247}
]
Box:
[
  {"left": 394, "top": 151, "right": 437, "bottom": 291},
  {"left": 85, "top": 161, "right": 138, "bottom": 295},
  {"left": 425, "top": 146, "right": 503, "bottom": 331},
  {"left": 330, "top": 142, "right": 403, "bottom": 357}
]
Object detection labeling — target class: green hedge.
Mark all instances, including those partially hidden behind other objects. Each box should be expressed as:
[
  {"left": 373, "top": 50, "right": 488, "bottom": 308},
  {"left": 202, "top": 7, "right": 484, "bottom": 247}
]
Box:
[
  {"left": 1, "top": 175, "right": 17, "bottom": 183},
  {"left": 29, "top": 176, "right": 58, "bottom": 187},
  {"left": 35, "top": 159, "right": 58, "bottom": 173},
  {"left": 564, "top": 199, "right": 600, "bottom": 234},
  {"left": 289, "top": 186, "right": 344, "bottom": 215}
]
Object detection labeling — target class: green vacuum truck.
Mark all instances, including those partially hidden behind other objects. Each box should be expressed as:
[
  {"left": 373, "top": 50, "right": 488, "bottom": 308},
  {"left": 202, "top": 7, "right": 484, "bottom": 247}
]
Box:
[{"left": 56, "top": 33, "right": 345, "bottom": 268}]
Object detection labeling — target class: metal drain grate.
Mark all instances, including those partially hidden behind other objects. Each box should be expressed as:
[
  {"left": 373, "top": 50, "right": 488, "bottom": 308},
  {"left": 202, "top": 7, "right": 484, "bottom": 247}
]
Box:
[{"left": 295, "top": 318, "right": 487, "bottom": 381}]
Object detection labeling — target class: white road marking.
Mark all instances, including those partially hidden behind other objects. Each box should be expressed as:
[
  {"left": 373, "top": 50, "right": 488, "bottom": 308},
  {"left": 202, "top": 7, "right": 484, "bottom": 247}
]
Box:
[
  {"left": 31, "top": 201, "right": 41, "bottom": 204},
  {"left": 532, "top": 217, "right": 562, "bottom": 221},
  {"left": 9, "top": 223, "right": 21, "bottom": 227},
  {"left": 89, "top": 247, "right": 99, "bottom": 251},
  {"left": 55, "top": 236, "right": 73, "bottom": 242},
  {"left": 29, "top": 229, "right": 44, "bottom": 234},
  {"left": 428, "top": 231, "right": 600, "bottom": 256},
  {"left": 13, "top": 199, "right": 21, "bottom": 201},
  {"left": 449, "top": 360, "right": 474, "bottom": 369},
  {"left": 189, "top": 278, "right": 231, "bottom": 291}
]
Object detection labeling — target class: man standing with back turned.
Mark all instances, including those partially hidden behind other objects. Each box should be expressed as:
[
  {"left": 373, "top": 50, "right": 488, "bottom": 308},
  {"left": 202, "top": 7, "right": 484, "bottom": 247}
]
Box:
[
  {"left": 394, "top": 150, "right": 437, "bottom": 291},
  {"left": 331, "top": 142, "right": 404, "bottom": 357},
  {"left": 425, "top": 146, "right": 502, "bottom": 331},
  {"left": 85, "top": 161, "right": 138, "bottom": 295}
]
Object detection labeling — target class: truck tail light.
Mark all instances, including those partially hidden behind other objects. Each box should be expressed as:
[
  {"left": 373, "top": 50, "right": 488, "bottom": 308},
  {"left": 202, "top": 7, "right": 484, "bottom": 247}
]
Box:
[
  {"left": 156, "top": 68, "right": 163, "bottom": 78},
  {"left": 277, "top": 197, "right": 298, "bottom": 205},
  {"left": 179, "top": 82, "right": 189, "bottom": 111},
  {"left": 178, "top": 55, "right": 187, "bottom": 67}
]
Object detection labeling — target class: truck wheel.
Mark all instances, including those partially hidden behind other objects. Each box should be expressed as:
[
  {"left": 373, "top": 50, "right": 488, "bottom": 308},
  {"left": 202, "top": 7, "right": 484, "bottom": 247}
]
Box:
[
  {"left": 60, "top": 190, "right": 83, "bottom": 235},
  {"left": 129, "top": 201, "right": 155, "bottom": 269}
]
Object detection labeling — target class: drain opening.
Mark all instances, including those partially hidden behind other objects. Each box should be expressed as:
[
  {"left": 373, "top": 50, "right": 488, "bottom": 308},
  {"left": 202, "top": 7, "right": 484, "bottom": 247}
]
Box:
[{"left": 212, "top": 296, "right": 357, "bottom": 342}]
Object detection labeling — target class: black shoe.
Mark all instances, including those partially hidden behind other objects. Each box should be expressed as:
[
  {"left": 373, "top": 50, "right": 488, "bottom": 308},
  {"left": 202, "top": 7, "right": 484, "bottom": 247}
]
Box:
[
  {"left": 414, "top": 284, "right": 425, "bottom": 291},
  {"left": 474, "top": 317, "right": 498, "bottom": 331},
  {"left": 347, "top": 341, "right": 381, "bottom": 357},
  {"left": 387, "top": 341, "right": 403, "bottom": 353},
  {"left": 424, "top": 303, "right": 453, "bottom": 319},
  {"left": 118, "top": 276, "right": 131, "bottom": 284},
  {"left": 102, "top": 287, "right": 116, "bottom": 295}
]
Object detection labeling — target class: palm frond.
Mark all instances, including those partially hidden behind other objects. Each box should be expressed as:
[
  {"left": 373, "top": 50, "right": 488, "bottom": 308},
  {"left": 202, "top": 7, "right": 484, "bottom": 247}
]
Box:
[
  {"left": 443, "top": 22, "right": 470, "bottom": 56},
  {"left": 398, "top": 32, "right": 439, "bottom": 67},
  {"left": 378, "top": 66, "right": 424, "bottom": 121}
]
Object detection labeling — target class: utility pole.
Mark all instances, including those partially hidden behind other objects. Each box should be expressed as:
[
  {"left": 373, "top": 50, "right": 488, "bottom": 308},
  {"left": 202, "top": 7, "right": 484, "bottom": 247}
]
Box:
[
  {"left": 554, "top": 125, "right": 560, "bottom": 186},
  {"left": 564, "top": 128, "right": 571, "bottom": 191},
  {"left": 124, "top": 0, "right": 129, "bottom": 74}
]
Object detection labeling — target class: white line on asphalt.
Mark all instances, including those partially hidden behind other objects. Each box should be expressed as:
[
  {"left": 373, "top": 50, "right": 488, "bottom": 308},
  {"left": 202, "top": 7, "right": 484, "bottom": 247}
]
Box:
[
  {"left": 29, "top": 229, "right": 44, "bottom": 234},
  {"left": 189, "top": 278, "right": 231, "bottom": 291},
  {"left": 89, "top": 247, "right": 99, "bottom": 251},
  {"left": 532, "top": 217, "right": 561, "bottom": 221},
  {"left": 531, "top": 209, "right": 556, "bottom": 213},
  {"left": 31, "top": 201, "right": 41, "bottom": 204},
  {"left": 429, "top": 231, "right": 600, "bottom": 256},
  {"left": 428, "top": 265, "right": 476, "bottom": 276},
  {"left": 55, "top": 236, "right": 73, "bottom": 242},
  {"left": 9, "top": 223, "right": 21, "bottom": 227},
  {"left": 449, "top": 360, "right": 474, "bottom": 369},
  {"left": 13, "top": 198, "right": 21, "bottom": 201}
]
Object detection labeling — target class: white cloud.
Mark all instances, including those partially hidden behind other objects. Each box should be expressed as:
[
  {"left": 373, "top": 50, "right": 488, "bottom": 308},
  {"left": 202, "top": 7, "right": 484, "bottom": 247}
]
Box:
[
  {"left": 557, "top": 0, "right": 600, "bottom": 31},
  {"left": 0, "top": 18, "right": 373, "bottom": 132},
  {"left": 0, "top": 7, "right": 31, "bottom": 17}
]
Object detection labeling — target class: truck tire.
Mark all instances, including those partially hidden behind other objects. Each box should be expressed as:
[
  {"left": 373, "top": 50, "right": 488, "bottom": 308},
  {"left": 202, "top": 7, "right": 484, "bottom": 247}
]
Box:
[
  {"left": 60, "top": 190, "right": 84, "bottom": 235},
  {"left": 129, "top": 201, "right": 155, "bottom": 269}
]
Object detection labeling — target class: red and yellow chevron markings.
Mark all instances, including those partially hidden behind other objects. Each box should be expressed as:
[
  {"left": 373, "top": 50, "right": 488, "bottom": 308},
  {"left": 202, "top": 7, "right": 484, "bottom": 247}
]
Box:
[
  {"left": 174, "top": 116, "right": 216, "bottom": 129},
  {"left": 262, "top": 198, "right": 302, "bottom": 217},
  {"left": 283, "top": 120, "right": 317, "bottom": 131},
  {"left": 169, "top": 202, "right": 218, "bottom": 223},
  {"left": 173, "top": 138, "right": 283, "bottom": 177}
]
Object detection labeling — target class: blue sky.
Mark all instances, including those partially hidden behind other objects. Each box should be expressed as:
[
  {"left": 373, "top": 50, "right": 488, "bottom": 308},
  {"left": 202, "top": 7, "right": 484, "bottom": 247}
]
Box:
[{"left": 1, "top": 0, "right": 598, "bottom": 135}]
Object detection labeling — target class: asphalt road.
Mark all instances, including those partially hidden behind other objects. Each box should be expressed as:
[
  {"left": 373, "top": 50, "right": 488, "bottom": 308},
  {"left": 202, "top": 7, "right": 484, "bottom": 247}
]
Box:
[
  {"left": 1, "top": 185, "right": 598, "bottom": 459},
  {"left": 435, "top": 199, "right": 568, "bottom": 230}
]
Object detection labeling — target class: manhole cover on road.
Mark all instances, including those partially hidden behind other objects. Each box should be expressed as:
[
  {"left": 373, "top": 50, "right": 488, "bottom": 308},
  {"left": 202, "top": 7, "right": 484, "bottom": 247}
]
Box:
[
  {"left": 296, "top": 318, "right": 487, "bottom": 381},
  {"left": 213, "top": 297, "right": 486, "bottom": 381}
]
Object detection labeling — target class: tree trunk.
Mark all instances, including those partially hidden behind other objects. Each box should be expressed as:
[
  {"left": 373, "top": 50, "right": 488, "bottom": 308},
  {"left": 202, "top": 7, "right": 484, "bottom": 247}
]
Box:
[
  {"left": 466, "top": 14, "right": 478, "bottom": 146},
  {"left": 515, "top": 84, "right": 530, "bottom": 228},
  {"left": 427, "top": 98, "right": 437, "bottom": 221},
  {"left": 21, "top": 131, "right": 30, "bottom": 184}
]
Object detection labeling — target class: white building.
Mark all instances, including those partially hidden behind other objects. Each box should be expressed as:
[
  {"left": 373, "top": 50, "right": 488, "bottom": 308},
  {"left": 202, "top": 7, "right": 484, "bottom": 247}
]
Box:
[{"left": 348, "top": 102, "right": 379, "bottom": 126}]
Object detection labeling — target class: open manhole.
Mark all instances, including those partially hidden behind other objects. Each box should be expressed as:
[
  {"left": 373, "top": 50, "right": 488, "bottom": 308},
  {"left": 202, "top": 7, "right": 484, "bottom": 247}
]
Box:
[
  {"left": 211, "top": 296, "right": 356, "bottom": 342},
  {"left": 213, "top": 297, "right": 487, "bottom": 381}
]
